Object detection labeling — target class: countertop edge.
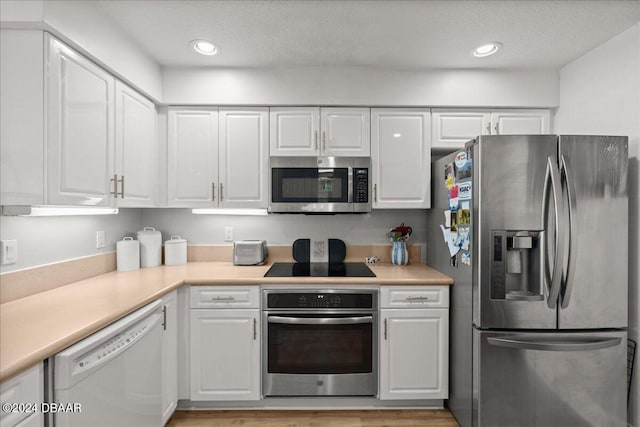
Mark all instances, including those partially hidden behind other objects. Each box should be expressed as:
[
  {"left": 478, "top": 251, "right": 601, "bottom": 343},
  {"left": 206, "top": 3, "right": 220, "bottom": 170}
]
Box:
[{"left": 1, "top": 262, "right": 452, "bottom": 382}]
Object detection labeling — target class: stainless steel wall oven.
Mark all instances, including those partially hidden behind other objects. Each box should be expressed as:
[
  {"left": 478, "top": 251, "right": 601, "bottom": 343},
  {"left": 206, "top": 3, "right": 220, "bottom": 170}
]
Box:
[{"left": 262, "top": 289, "right": 378, "bottom": 396}]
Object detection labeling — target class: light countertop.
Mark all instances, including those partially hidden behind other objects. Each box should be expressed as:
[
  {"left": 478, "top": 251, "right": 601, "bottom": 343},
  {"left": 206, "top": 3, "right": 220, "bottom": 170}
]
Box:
[{"left": 0, "top": 261, "right": 452, "bottom": 382}]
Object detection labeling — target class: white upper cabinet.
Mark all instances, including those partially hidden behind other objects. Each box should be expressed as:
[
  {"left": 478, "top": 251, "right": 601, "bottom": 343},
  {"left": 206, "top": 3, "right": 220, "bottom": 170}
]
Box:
[
  {"left": 167, "top": 108, "right": 219, "bottom": 207},
  {"left": 46, "top": 35, "right": 115, "bottom": 206},
  {"left": 270, "top": 107, "right": 370, "bottom": 157},
  {"left": 269, "top": 107, "right": 319, "bottom": 156},
  {"left": 320, "top": 108, "right": 370, "bottom": 157},
  {"left": 432, "top": 109, "right": 491, "bottom": 150},
  {"left": 2, "top": 33, "right": 158, "bottom": 208},
  {"left": 432, "top": 108, "right": 551, "bottom": 151},
  {"left": 490, "top": 109, "right": 550, "bottom": 135},
  {"left": 168, "top": 108, "right": 267, "bottom": 208},
  {"left": 371, "top": 109, "right": 431, "bottom": 209},
  {"left": 1, "top": 30, "right": 45, "bottom": 206},
  {"left": 219, "top": 109, "right": 268, "bottom": 208},
  {"left": 115, "top": 81, "right": 157, "bottom": 207}
]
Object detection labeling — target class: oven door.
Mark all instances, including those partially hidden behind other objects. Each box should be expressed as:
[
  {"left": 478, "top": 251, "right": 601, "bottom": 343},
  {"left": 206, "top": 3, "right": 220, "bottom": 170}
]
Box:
[{"left": 263, "top": 312, "right": 377, "bottom": 396}]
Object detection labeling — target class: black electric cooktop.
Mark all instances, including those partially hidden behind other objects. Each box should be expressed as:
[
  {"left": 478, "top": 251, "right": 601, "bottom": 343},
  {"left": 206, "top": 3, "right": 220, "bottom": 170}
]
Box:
[{"left": 264, "top": 262, "right": 376, "bottom": 278}]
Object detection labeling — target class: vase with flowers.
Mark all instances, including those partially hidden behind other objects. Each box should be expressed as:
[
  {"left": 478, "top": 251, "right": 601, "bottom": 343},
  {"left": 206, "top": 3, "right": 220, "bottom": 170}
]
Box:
[{"left": 388, "top": 222, "right": 412, "bottom": 265}]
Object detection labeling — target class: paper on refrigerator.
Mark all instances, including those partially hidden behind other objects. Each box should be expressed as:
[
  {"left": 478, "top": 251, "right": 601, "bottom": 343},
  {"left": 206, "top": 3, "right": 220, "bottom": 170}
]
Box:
[{"left": 440, "top": 224, "right": 460, "bottom": 257}]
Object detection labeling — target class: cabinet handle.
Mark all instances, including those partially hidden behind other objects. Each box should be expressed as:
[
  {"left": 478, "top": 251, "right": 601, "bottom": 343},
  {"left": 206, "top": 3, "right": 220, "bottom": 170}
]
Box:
[
  {"left": 211, "top": 182, "right": 216, "bottom": 201},
  {"left": 211, "top": 296, "right": 235, "bottom": 301},
  {"left": 322, "top": 131, "right": 326, "bottom": 152},
  {"left": 119, "top": 175, "right": 125, "bottom": 198},
  {"left": 406, "top": 296, "right": 430, "bottom": 301},
  {"left": 373, "top": 184, "right": 377, "bottom": 203},
  {"left": 253, "top": 318, "right": 257, "bottom": 340},
  {"left": 486, "top": 122, "right": 491, "bottom": 134},
  {"left": 384, "top": 318, "right": 388, "bottom": 340},
  {"left": 162, "top": 306, "right": 167, "bottom": 331},
  {"left": 494, "top": 123, "right": 499, "bottom": 135},
  {"left": 314, "top": 130, "right": 318, "bottom": 151},
  {"left": 110, "top": 174, "right": 118, "bottom": 196},
  {"left": 219, "top": 183, "right": 224, "bottom": 201}
]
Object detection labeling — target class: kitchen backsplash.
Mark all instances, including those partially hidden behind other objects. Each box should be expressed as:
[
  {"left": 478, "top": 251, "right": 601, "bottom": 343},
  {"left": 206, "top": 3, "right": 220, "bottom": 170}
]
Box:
[{"left": 0, "top": 209, "right": 427, "bottom": 274}]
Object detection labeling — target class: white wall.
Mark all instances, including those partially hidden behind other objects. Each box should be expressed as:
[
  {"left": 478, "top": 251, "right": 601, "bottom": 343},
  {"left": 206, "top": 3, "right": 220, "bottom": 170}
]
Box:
[
  {"left": 0, "top": 0, "right": 163, "bottom": 102},
  {"left": 555, "top": 22, "right": 640, "bottom": 427},
  {"left": 162, "top": 66, "right": 558, "bottom": 107},
  {"left": 0, "top": 209, "right": 142, "bottom": 273},
  {"left": 142, "top": 209, "right": 428, "bottom": 261}
]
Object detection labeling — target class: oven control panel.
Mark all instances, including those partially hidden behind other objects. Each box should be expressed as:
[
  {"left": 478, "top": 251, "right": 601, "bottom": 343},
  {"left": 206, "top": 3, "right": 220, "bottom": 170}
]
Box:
[{"left": 265, "top": 291, "right": 375, "bottom": 309}]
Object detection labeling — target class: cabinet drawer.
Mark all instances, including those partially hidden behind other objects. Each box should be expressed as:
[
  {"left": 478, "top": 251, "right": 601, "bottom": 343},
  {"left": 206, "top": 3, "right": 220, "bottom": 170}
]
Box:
[
  {"left": 190, "top": 286, "right": 259, "bottom": 309},
  {"left": 381, "top": 286, "right": 449, "bottom": 308},
  {"left": 0, "top": 363, "right": 43, "bottom": 427}
]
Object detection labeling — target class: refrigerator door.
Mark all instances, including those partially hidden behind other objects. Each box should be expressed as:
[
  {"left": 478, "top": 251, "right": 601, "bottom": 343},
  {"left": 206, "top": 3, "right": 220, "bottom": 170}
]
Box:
[
  {"left": 473, "top": 329, "right": 627, "bottom": 427},
  {"left": 558, "top": 135, "right": 628, "bottom": 329},
  {"left": 474, "top": 135, "right": 560, "bottom": 329}
]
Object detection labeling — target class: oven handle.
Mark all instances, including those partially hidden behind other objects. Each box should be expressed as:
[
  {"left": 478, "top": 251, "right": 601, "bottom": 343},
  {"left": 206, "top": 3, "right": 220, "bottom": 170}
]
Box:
[{"left": 267, "top": 315, "right": 373, "bottom": 325}]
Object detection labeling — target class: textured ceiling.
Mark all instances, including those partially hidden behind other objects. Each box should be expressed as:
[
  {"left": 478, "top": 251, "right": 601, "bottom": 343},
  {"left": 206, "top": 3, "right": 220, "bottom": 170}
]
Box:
[{"left": 97, "top": 0, "right": 640, "bottom": 69}]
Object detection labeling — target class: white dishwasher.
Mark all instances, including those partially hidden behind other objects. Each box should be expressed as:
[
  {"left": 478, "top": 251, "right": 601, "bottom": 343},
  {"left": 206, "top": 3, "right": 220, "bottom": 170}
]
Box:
[{"left": 53, "top": 300, "right": 163, "bottom": 427}]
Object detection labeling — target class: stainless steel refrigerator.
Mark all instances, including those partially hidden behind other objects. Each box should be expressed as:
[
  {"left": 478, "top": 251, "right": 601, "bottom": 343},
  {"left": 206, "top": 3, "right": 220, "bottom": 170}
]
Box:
[{"left": 427, "top": 135, "right": 628, "bottom": 427}]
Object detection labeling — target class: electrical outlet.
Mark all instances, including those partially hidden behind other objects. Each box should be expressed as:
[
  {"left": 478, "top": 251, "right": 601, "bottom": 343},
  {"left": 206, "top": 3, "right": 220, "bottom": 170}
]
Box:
[
  {"left": 0, "top": 240, "right": 17, "bottom": 265},
  {"left": 224, "top": 227, "right": 233, "bottom": 242},
  {"left": 96, "top": 231, "right": 106, "bottom": 248}
]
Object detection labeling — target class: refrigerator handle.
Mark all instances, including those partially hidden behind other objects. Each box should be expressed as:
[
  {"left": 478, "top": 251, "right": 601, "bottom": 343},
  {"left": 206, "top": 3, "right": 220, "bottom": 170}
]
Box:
[
  {"left": 542, "top": 156, "right": 565, "bottom": 309},
  {"left": 560, "top": 154, "right": 578, "bottom": 309},
  {"left": 487, "top": 336, "right": 621, "bottom": 352}
]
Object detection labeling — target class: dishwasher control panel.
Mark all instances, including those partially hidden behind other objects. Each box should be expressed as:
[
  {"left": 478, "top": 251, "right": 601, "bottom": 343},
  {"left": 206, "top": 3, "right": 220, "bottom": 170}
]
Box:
[{"left": 74, "top": 317, "right": 155, "bottom": 373}]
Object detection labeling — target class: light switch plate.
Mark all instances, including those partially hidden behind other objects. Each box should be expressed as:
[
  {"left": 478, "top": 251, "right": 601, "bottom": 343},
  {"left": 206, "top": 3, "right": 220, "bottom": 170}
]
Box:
[
  {"left": 96, "top": 231, "right": 106, "bottom": 249},
  {"left": 1, "top": 240, "right": 18, "bottom": 265}
]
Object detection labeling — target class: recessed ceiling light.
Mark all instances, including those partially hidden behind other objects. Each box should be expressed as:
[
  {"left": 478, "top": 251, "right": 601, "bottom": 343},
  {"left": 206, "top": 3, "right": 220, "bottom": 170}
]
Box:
[
  {"left": 191, "top": 39, "right": 218, "bottom": 56},
  {"left": 473, "top": 42, "right": 502, "bottom": 58}
]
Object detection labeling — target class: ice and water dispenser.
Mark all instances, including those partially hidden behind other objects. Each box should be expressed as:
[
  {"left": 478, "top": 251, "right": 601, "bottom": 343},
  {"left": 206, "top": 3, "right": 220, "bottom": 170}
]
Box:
[{"left": 490, "top": 231, "right": 544, "bottom": 301}]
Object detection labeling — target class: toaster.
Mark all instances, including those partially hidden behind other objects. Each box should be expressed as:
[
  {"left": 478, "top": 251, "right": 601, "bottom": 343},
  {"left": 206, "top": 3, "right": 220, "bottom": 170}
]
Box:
[{"left": 233, "top": 240, "right": 268, "bottom": 265}]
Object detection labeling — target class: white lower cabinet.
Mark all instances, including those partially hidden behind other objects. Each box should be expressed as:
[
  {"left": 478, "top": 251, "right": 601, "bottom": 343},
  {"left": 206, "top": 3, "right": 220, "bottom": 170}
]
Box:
[
  {"left": 379, "top": 287, "right": 449, "bottom": 400},
  {"left": 161, "top": 290, "right": 178, "bottom": 425},
  {"left": 0, "top": 364, "right": 43, "bottom": 427},
  {"left": 189, "top": 287, "right": 260, "bottom": 401}
]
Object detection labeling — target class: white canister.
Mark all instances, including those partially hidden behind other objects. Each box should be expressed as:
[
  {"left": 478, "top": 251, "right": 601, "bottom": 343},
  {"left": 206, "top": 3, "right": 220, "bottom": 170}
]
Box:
[
  {"left": 164, "top": 235, "right": 187, "bottom": 266},
  {"left": 116, "top": 237, "right": 140, "bottom": 272},
  {"left": 137, "top": 226, "right": 162, "bottom": 268}
]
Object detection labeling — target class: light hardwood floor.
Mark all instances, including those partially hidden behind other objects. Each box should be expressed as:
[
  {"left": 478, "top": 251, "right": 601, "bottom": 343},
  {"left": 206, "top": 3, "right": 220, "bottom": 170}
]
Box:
[{"left": 166, "top": 409, "right": 460, "bottom": 427}]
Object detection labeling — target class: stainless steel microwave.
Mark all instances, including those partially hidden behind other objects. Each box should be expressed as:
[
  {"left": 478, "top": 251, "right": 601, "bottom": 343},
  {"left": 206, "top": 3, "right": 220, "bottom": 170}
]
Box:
[{"left": 269, "top": 157, "right": 371, "bottom": 213}]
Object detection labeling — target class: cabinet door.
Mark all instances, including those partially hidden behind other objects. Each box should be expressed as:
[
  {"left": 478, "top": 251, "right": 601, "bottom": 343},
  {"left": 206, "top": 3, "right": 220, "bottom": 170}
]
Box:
[
  {"left": 269, "top": 107, "right": 319, "bottom": 156},
  {"left": 431, "top": 109, "right": 491, "bottom": 151},
  {"left": 219, "top": 109, "right": 268, "bottom": 208},
  {"left": 1, "top": 30, "right": 45, "bottom": 206},
  {"left": 491, "top": 109, "right": 550, "bottom": 135},
  {"left": 371, "top": 109, "right": 431, "bottom": 208},
  {"left": 190, "top": 309, "right": 260, "bottom": 401},
  {"left": 115, "top": 81, "right": 157, "bottom": 207},
  {"left": 379, "top": 309, "right": 448, "bottom": 400},
  {"left": 46, "top": 35, "right": 114, "bottom": 206},
  {"left": 167, "top": 108, "right": 218, "bottom": 207},
  {"left": 321, "top": 108, "right": 370, "bottom": 157},
  {"left": 161, "top": 291, "right": 178, "bottom": 425},
  {"left": 0, "top": 363, "right": 43, "bottom": 427}
]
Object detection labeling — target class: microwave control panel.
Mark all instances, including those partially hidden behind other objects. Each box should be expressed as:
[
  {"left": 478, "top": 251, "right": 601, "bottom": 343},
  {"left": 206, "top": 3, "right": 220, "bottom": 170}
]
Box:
[{"left": 353, "top": 168, "right": 369, "bottom": 203}]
